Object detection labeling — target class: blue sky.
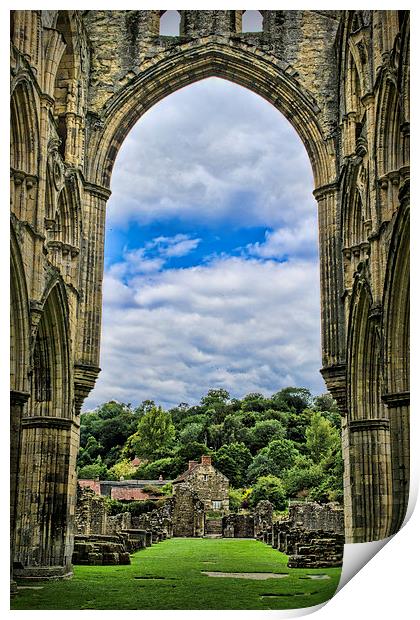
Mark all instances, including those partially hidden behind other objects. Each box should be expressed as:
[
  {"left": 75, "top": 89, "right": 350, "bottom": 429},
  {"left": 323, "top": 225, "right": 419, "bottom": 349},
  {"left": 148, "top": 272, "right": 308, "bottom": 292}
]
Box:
[{"left": 84, "top": 77, "right": 324, "bottom": 410}]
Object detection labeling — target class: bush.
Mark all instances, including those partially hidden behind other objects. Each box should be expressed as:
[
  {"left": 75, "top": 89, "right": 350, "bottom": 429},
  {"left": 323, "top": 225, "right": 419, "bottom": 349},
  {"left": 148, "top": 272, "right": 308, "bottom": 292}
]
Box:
[
  {"left": 228, "top": 488, "right": 243, "bottom": 512},
  {"left": 78, "top": 456, "right": 108, "bottom": 480},
  {"left": 133, "top": 457, "right": 182, "bottom": 480},
  {"left": 282, "top": 456, "right": 324, "bottom": 498},
  {"left": 249, "top": 475, "right": 287, "bottom": 511}
]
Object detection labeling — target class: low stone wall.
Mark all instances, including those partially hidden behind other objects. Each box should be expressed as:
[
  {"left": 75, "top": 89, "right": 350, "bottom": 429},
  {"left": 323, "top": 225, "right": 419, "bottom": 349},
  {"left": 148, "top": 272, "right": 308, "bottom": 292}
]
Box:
[
  {"left": 72, "top": 535, "right": 130, "bottom": 566},
  {"left": 74, "top": 485, "right": 174, "bottom": 565},
  {"left": 284, "top": 530, "right": 344, "bottom": 568},
  {"left": 222, "top": 513, "right": 255, "bottom": 538},
  {"left": 119, "top": 529, "right": 152, "bottom": 553},
  {"left": 261, "top": 502, "right": 344, "bottom": 569}
]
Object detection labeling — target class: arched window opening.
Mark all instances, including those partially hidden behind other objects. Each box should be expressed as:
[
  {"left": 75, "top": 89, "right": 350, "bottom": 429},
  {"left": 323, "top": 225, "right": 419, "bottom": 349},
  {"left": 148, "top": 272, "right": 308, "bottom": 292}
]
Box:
[
  {"left": 30, "top": 284, "right": 70, "bottom": 418},
  {"left": 159, "top": 10, "right": 181, "bottom": 36},
  {"left": 10, "top": 81, "right": 38, "bottom": 176},
  {"left": 242, "top": 10, "right": 263, "bottom": 33},
  {"left": 33, "top": 329, "right": 51, "bottom": 402},
  {"left": 53, "top": 12, "right": 76, "bottom": 156},
  {"left": 85, "top": 77, "right": 322, "bottom": 421}
]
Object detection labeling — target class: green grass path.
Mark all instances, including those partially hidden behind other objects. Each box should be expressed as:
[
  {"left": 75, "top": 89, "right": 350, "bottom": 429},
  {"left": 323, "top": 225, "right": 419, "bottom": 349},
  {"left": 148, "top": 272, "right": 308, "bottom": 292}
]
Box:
[{"left": 11, "top": 538, "right": 341, "bottom": 610}]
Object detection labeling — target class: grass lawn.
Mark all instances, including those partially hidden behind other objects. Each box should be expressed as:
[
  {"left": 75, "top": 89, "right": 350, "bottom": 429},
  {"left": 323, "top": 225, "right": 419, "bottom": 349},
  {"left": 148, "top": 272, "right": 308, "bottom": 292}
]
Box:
[{"left": 11, "top": 538, "right": 341, "bottom": 610}]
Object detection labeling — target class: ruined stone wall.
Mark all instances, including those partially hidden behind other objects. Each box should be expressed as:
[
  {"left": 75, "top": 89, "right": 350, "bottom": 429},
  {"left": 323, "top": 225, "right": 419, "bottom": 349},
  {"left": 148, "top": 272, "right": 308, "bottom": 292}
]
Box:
[
  {"left": 10, "top": 11, "right": 410, "bottom": 582},
  {"left": 172, "top": 487, "right": 205, "bottom": 537},
  {"left": 261, "top": 502, "right": 345, "bottom": 568},
  {"left": 222, "top": 513, "right": 255, "bottom": 538},
  {"left": 253, "top": 500, "right": 274, "bottom": 538},
  {"left": 132, "top": 498, "right": 175, "bottom": 538},
  {"left": 287, "top": 502, "right": 344, "bottom": 534}
]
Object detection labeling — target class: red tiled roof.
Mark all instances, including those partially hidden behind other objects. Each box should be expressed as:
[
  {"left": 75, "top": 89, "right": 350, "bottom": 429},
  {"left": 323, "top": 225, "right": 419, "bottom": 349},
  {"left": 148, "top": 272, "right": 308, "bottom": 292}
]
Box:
[
  {"left": 110, "top": 487, "right": 161, "bottom": 501},
  {"left": 78, "top": 479, "right": 101, "bottom": 494}
]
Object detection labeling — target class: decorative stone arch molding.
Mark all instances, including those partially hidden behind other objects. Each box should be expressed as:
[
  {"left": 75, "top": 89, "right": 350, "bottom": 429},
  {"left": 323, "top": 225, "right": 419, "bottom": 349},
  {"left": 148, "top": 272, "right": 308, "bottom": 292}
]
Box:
[
  {"left": 381, "top": 188, "right": 409, "bottom": 534},
  {"left": 85, "top": 41, "right": 336, "bottom": 190}
]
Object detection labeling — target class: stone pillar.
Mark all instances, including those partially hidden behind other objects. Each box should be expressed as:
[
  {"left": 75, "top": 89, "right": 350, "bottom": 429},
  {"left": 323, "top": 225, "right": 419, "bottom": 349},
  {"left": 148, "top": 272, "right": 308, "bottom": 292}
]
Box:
[
  {"left": 346, "top": 418, "right": 393, "bottom": 542},
  {"left": 14, "top": 416, "right": 79, "bottom": 578},
  {"left": 314, "top": 183, "right": 345, "bottom": 371},
  {"left": 382, "top": 393, "right": 410, "bottom": 533},
  {"left": 10, "top": 390, "right": 30, "bottom": 593},
  {"left": 74, "top": 182, "right": 110, "bottom": 405}
]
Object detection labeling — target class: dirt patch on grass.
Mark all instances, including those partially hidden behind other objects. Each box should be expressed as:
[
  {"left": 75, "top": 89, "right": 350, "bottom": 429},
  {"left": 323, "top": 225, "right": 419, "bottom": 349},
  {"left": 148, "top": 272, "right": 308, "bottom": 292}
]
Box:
[
  {"left": 202, "top": 571, "right": 289, "bottom": 580},
  {"left": 299, "top": 574, "right": 330, "bottom": 580}
]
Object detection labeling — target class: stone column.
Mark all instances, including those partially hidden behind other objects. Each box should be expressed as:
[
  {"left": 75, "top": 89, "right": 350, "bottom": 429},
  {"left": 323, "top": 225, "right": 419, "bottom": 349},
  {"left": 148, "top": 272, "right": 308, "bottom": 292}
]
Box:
[
  {"left": 382, "top": 392, "right": 410, "bottom": 534},
  {"left": 14, "top": 416, "right": 79, "bottom": 578},
  {"left": 74, "top": 182, "right": 111, "bottom": 407},
  {"left": 10, "top": 390, "right": 30, "bottom": 593},
  {"left": 315, "top": 183, "right": 347, "bottom": 411},
  {"left": 346, "top": 418, "right": 393, "bottom": 542}
]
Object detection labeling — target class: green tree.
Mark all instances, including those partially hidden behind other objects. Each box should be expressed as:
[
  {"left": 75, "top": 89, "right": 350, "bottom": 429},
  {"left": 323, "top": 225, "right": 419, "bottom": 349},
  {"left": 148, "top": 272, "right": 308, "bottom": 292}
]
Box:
[
  {"left": 228, "top": 488, "right": 244, "bottom": 512},
  {"left": 107, "top": 458, "right": 137, "bottom": 481},
  {"left": 247, "top": 419, "right": 285, "bottom": 453},
  {"left": 78, "top": 456, "right": 108, "bottom": 480},
  {"left": 313, "top": 393, "right": 338, "bottom": 413},
  {"left": 133, "top": 406, "right": 175, "bottom": 459},
  {"left": 179, "top": 422, "right": 205, "bottom": 445},
  {"left": 282, "top": 455, "right": 324, "bottom": 498},
  {"left": 247, "top": 438, "right": 299, "bottom": 482},
  {"left": 175, "top": 442, "right": 212, "bottom": 465},
  {"left": 133, "top": 457, "right": 183, "bottom": 480},
  {"left": 249, "top": 475, "right": 287, "bottom": 511},
  {"left": 272, "top": 387, "right": 312, "bottom": 413},
  {"left": 213, "top": 442, "right": 253, "bottom": 488},
  {"left": 305, "top": 411, "right": 340, "bottom": 463},
  {"left": 241, "top": 392, "right": 268, "bottom": 412}
]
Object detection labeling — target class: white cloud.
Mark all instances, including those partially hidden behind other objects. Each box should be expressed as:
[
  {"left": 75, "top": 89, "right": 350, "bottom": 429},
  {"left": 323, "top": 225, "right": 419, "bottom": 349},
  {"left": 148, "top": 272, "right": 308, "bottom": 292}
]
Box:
[
  {"left": 82, "top": 78, "right": 324, "bottom": 411},
  {"left": 247, "top": 219, "right": 319, "bottom": 260},
  {"left": 85, "top": 255, "right": 324, "bottom": 410},
  {"left": 107, "top": 77, "right": 316, "bottom": 230}
]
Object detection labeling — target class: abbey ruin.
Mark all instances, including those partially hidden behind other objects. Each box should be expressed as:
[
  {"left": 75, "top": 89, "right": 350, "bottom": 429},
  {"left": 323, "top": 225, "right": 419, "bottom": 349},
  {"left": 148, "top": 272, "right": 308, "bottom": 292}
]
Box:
[{"left": 10, "top": 10, "right": 409, "bottom": 581}]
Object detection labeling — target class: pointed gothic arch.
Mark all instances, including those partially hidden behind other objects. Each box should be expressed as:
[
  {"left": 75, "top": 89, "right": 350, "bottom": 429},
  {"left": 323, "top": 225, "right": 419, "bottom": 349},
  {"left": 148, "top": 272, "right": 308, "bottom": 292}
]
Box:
[
  {"left": 86, "top": 42, "right": 335, "bottom": 191},
  {"left": 14, "top": 279, "right": 75, "bottom": 577}
]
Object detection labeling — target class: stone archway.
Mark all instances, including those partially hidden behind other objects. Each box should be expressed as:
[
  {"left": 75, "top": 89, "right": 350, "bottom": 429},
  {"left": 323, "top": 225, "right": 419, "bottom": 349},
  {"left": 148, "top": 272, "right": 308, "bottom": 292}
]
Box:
[
  {"left": 81, "top": 41, "right": 344, "bottom": 448},
  {"left": 10, "top": 11, "right": 410, "bottom": 578}
]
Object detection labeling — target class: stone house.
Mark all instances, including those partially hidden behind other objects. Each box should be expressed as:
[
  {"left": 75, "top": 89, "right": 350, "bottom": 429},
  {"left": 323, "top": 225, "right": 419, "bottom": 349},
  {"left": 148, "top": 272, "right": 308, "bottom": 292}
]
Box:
[{"left": 172, "top": 455, "right": 229, "bottom": 513}]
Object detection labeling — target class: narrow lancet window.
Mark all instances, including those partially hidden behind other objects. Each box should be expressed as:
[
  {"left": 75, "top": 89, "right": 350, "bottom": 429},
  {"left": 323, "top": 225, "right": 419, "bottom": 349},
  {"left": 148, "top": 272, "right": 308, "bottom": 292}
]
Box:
[{"left": 160, "top": 10, "right": 181, "bottom": 36}]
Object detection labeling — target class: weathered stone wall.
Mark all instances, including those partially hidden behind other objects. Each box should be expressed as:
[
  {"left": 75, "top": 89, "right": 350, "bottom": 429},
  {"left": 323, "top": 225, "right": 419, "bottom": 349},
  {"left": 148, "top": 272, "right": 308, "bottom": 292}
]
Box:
[
  {"left": 287, "top": 502, "right": 344, "bottom": 534},
  {"left": 75, "top": 486, "right": 108, "bottom": 536},
  {"left": 132, "top": 498, "right": 175, "bottom": 539},
  {"left": 222, "top": 513, "right": 255, "bottom": 538},
  {"left": 261, "top": 502, "right": 345, "bottom": 568},
  {"left": 253, "top": 500, "right": 274, "bottom": 538},
  {"left": 10, "top": 10, "right": 410, "bottom": 582},
  {"left": 172, "top": 487, "right": 205, "bottom": 537}
]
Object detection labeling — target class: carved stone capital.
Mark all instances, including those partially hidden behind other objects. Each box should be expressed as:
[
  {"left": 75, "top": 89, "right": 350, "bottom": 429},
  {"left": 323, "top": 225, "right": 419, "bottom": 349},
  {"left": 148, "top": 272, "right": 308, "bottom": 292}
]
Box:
[{"left": 320, "top": 363, "right": 347, "bottom": 415}]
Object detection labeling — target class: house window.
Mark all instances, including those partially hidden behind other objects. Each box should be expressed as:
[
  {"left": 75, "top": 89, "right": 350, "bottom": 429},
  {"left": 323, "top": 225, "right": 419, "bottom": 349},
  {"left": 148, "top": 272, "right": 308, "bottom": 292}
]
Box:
[
  {"left": 212, "top": 500, "right": 222, "bottom": 510},
  {"left": 203, "top": 474, "right": 208, "bottom": 481}
]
